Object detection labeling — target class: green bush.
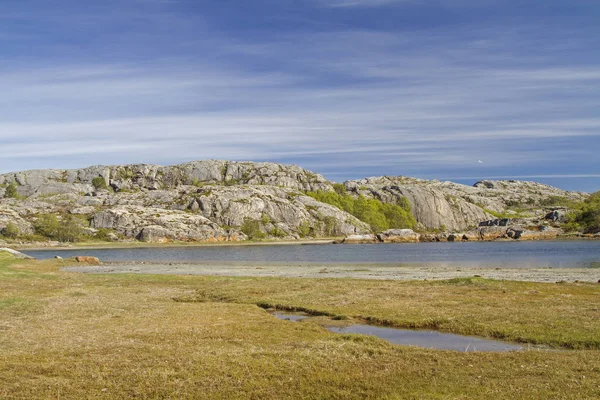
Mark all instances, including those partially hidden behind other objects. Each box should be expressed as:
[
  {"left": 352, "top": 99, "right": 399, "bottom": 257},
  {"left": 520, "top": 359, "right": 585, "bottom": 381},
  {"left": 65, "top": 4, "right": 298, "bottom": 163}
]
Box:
[
  {"left": 34, "top": 214, "right": 88, "bottom": 242},
  {"left": 568, "top": 192, "right": 600, "bottom": 233},
  {"left": 321, "top": 216, "right": 340, "bottom": 236},
  {"left": 4, "top": 183, "right": 19, "bottom": 199},
  {"left": 539, "top": 196, "right": 572, "bottom": 207},
  {"left": 269, "top": 226, "right": 287, "bottom": 238},
  {"left": 297, "top": 221, "right": 312, "bottom": 238},
  {"left": 92, "top": 177, "right": 108, "bottom": 190},
  {"left": 332, "top": 183, "right": 346, "bottom": 195},
  {"left": 1, "top": 222, "right": 20, "bottom": 238},
  {"left": 240, "top": 218, "right": 266, "bottom": 240},
  {"left": 306, "top": 190, "right": 415, "bottom": 233},
  {"left": 260, "top": 213, "right": 271, "bottom": 225},
  {"left": 95, "top": 228, "right": 115, "bottom": 242}
]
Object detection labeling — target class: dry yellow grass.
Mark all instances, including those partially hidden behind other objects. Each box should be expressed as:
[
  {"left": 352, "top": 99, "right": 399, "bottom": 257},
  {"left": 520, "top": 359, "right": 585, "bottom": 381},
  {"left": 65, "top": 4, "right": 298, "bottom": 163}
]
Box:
[
  {"left": 177, "top": 275, "right": 600, "bottom": 348},
  {"left": 1, "top": 252, "right": 599, "bottom": 399}
]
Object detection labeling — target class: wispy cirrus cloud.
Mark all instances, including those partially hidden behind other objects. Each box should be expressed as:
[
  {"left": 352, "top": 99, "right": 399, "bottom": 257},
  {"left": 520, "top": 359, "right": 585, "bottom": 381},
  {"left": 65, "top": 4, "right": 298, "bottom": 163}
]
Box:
[
  {"left": 313, "top": 0, "right": 410, "bottom": 7},
  {"left": 0, "top": 1, "right": 599, "bottom": 191}
]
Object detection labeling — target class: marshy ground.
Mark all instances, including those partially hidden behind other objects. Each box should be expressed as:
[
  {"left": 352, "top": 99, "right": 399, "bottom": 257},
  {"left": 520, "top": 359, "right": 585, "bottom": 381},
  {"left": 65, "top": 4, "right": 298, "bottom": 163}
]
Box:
[{"left": 1, "top": 252, "right": 599, "bottom": 399}]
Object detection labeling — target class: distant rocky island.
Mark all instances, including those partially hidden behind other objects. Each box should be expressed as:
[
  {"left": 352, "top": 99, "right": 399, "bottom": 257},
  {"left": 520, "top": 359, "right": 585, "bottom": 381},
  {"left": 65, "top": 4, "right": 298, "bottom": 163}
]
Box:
[{"left": 0, "top": 160, "right": 597, "bottom": 246}]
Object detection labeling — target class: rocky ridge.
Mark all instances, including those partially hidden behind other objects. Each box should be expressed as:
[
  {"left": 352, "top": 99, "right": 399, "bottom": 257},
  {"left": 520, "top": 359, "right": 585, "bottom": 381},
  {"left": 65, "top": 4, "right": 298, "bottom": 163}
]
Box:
[
  {"left": 0, "top": 161, "right": 368, "bottom": 243},
  {"left": 344, "top": 176, "right": 587, "bottom": 231},
  {"left": 0, "top": 160, "right": 591, "bottom": 244}
]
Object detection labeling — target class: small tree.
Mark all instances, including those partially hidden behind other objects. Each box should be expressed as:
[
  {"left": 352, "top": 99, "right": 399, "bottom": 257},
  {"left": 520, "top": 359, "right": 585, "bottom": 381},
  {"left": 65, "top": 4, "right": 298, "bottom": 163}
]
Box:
[
  {"left": 56, "top": 214, "right": 86, "bottom": 242},
  {"left": 34, "top": 214, "right": 61, "bottom": 238}
]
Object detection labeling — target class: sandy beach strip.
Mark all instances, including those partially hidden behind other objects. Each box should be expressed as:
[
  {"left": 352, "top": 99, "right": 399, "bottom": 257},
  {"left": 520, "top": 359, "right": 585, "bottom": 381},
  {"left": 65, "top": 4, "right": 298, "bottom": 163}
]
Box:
[{"left": 62, "top": 262, "right": 600, "bottom": 283}]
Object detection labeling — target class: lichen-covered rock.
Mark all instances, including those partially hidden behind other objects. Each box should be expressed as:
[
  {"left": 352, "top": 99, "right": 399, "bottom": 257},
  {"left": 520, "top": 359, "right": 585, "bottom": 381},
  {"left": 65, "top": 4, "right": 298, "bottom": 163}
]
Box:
[
  {"left": 1, "top": 160, "right": 331, "bottom": 194},
  {"left": 342, "top": 234, "right": 379, "bottom": 244},
  {"left": 0, "top": 208, "right": 34, "bottom": 236},
  {"left": 345, "top": 177, "right": 492, "bottom": 231},
  {"left": 377, "top": 229, "right": 420, "bottom": 243},
  {"left": 507, "top": 226, "right": 562, "bottom": 240},
  {"left": 477, "top": 226, "right": 509, "bottom": 241}
]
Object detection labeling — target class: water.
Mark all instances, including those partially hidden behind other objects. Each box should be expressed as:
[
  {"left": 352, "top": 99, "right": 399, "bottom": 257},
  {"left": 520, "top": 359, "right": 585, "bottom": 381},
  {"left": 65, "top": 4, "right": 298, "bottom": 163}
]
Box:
[
  {"left": 272, "top": 312, "right": 523, "bottom": 352},
  {"left": 24, "top": 240, "right": 600, "bottom": 268}
]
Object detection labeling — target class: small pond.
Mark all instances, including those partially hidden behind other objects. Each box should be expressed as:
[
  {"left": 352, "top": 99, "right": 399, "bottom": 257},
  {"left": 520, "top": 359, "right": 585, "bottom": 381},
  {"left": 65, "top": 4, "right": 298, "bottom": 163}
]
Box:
[{"left": 272, "top": 311, "right": 523, "bottom": 352}]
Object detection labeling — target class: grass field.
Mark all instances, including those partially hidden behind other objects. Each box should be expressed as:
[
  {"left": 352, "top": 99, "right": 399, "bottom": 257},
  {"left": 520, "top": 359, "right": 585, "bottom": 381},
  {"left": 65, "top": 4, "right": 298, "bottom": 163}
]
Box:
[{"left": 1, "top": 251, "right": 599, "bottom": 399}]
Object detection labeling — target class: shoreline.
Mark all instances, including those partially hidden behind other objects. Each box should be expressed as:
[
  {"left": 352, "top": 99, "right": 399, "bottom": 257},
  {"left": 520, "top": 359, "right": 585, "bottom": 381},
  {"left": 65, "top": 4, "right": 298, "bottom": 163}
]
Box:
[
  {"left": 62, "top": 262, "right": 600, "bottom": 283},
  {"left": 12, "top": 235, "right": 600, "bottom": 251},
  {"left": 12, "top": 239, "right": 337, "bottom": 251}
]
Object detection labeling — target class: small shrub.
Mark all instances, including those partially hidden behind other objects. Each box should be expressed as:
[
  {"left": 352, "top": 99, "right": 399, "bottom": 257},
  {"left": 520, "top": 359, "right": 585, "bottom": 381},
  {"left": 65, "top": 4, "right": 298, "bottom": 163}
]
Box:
[
  {"left": 34, "top": 214, "right": 88, "bottom": 242},
  {"left": 4, "top": 183, "right": 19, "bottom": 199},
  {"left": 540, "top": 196, "right": 572, "bottom": 207},
  {"left": 332, "top": 183, "right": 346, "bottom": 195},
  {"left": 91, "top": 177, "right": 108, "bottom": 190},
  {"left": 269, "top": 226, "right": 287, "bottom": 238},
  {"left": 95, "top": 228, "right": 115, "bottom": 242},
  {"left": 1, "top": 222, "right": 20, "bottom": 238},
  {"left": 298, "top": 221, "right": 312, "bottom": 238},
  {"left": 321, "top": 216, "right": 340, "bottom": 236},
  {"left": 240, "top": 218, "right": 266, "bottom": 240},
  {"left": 260, "top": 213, "right": 271, "bottom": 225},
  {"left": 568, "top": 191, "right": 600, "bottom": 233}
]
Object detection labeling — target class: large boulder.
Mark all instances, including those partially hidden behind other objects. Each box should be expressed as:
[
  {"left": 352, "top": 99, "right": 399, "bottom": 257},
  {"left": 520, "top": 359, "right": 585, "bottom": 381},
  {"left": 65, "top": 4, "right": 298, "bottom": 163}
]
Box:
[
  {"left": 342, "top": 234, "right": 379, "bottom": 244},
  {"left": 507, "top": 226, "right": 562, "bottom": 240},
  {"left": 0, "top": 248, "right": 35, "bottom": 259},
  {"left": 377, "top": 229, "right": 420, "bottom": 243}
]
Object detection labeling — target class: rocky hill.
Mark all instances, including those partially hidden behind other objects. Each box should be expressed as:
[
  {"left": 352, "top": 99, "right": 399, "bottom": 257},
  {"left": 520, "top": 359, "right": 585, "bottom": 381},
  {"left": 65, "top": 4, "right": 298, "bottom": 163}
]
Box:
[
  {"left": 345, "top": 176, "right": 587, "bottom": 231},
  {"left": 0, "top": 160, "right": 590, "bottom": 244}
]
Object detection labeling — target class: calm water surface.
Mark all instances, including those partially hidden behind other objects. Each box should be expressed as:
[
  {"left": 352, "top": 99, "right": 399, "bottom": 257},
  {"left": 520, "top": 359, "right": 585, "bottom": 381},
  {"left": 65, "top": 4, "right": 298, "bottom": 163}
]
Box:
[
  {"left": 25, "top": 240, "right": 600, "bottom": 268},
  {"left": 272, "top": 312, "right": 523, "bottom": 352}
]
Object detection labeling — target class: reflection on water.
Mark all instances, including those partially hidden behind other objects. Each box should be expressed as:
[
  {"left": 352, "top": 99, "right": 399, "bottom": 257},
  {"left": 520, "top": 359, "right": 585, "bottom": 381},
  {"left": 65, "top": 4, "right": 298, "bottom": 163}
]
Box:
[
  {"left": 25, "top": 240, "right": 600, "bottom": 269},
  {"left": 272, "top": 312, "right": 523, "bottom": 352}
]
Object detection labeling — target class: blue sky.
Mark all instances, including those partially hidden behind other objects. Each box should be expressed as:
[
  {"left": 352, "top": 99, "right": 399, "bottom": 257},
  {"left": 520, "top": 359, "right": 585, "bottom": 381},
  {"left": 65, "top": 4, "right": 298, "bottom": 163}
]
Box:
[{"left": 1, "top": 0, "right": 599, "bottom": 191}]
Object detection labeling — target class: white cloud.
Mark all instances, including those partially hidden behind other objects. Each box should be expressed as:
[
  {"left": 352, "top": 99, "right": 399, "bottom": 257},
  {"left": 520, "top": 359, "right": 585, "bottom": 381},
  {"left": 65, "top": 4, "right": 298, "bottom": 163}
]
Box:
[
  {"left": 314, "top": 0, "right": 410, "bottom": 7},
  {"left": 0, "top": 22, "right": 598, "bottom": 186}
]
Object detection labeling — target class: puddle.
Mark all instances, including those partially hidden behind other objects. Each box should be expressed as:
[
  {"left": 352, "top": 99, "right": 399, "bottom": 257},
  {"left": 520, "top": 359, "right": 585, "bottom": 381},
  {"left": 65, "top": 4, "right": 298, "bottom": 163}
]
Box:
[
  {"left": 273, "top": 311, "right": 310, "bottom": 322},
  {"left": 272, "top": 311, "right": 523, "bottom": 352}
]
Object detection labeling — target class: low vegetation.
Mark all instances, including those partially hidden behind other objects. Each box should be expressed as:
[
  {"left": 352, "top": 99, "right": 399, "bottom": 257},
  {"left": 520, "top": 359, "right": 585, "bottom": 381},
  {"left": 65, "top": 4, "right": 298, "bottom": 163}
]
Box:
[
  {"left": 180, "top": 276, "right": 600, "bottom": 349},
  {"left": 33, "top": 214, "right": 88, "bottom": 242},
  {"left": 1, "top": 222, "right": 20, "bottom": 238},
  {"left": 566, "top": 191, "right": 600, "bottom": 233},
  {"left": 0, "top": 253, "right": 599, "bottom": 399},
  {"left": 4, "top": 183, "right": 20, "bottom": 199},
  {"left": 306, "top": 185, "right": 416, "bottom": 232},
  {"left": 91, "top": 176, "right": 109, "bottom": 190},
  {"left": 240, "top": 217, "right": 267, "bottom": 240}
]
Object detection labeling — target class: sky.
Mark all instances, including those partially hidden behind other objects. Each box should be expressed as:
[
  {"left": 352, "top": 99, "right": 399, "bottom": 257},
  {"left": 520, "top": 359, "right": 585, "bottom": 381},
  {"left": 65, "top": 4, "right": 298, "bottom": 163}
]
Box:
[{"left": 1, "top": 0, "right": 599, "bottom": 192}]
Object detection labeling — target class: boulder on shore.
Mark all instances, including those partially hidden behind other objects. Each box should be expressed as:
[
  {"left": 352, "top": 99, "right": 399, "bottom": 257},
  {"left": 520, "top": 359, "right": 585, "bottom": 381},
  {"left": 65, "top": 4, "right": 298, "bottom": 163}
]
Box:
[
  {"left": 75, "top": 256, "right": 100, "bottom": 265},
  {"left": 342, "top": 234, "right": 379, "bottom": 244},
  {"left": 377, "top": 229, "right": 420, "bottom": 243},
  {"left": 0, "top": 248, "right": 35, "bottom": 259}
]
